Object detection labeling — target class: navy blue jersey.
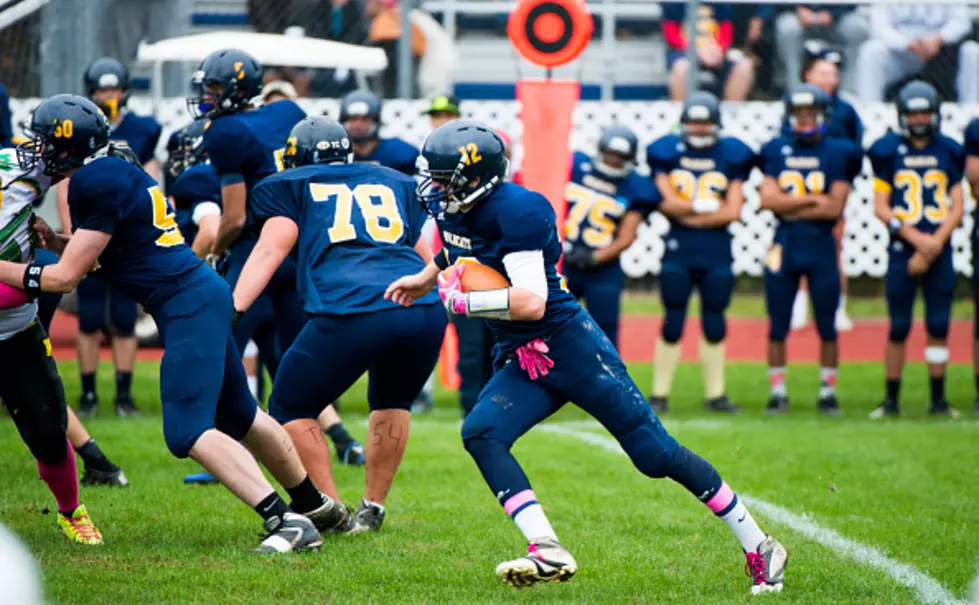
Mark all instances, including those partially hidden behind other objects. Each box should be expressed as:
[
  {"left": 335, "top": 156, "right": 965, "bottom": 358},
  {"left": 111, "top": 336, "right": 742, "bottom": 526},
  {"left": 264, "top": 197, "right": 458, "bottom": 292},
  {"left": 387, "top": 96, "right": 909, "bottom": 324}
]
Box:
[
  {"left": 250, "top": 163, "right": 436, "bottom": 316},
  {"left": 110, "top": 111, "right": 162, "bottom": 166},
  {"left": 647, "top": 134, "right": 755, "bottom": 262},
  {"left": 203, "top": 100, "right": 307, "bottom": 246},
  {"left": 68, "top": 157, "right": 201, "bottom": 308},
  {"left": 357, "top": 137, "right": 419, "bottom": 176},
  {"left": 963, "top": 118, "right": 979, "bottom": 233},
  {"left": 760, "top": 135, "right": 862, "bottom": 238},
  {"left": 437, "top": 182, "right": 579, "bottom": 352},
  {"left": 868, "top": 131, "right": 964, "bottom": 236},
  {"left": 826, "top": 95, "right": 864, "bottom": 145},
  {"left": 172, "top": 164, "right": 221, "bottom": 244},
  {"left": 564, "top": 151, "right": 657, "bottom": 252}
]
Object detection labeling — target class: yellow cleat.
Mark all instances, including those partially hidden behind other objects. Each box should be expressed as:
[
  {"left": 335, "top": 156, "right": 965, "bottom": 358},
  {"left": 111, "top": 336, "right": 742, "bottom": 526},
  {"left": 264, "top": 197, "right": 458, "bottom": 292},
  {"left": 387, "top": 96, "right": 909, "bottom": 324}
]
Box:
[{"left": 57, "top": 505, "right": 103, "bottom": 545}]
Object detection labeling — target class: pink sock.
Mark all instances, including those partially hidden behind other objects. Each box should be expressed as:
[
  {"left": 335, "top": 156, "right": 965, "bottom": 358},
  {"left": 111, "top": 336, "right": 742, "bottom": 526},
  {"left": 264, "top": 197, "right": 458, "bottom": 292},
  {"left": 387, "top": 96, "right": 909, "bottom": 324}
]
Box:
[{"left": 38, "top": 439, "right": 79, "bottom": 515}]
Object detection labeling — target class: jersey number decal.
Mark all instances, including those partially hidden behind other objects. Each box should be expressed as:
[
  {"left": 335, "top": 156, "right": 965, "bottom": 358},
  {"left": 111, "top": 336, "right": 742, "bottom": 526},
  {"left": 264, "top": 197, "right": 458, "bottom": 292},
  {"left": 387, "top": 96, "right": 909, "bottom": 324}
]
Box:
[
  {"left": 669, "top": 169, "right": 729, "bottom": 202},
  {"left": 778, "top": 170, "right": 825, "bottom": 195},
  {"left": 310, "top": 183, "right": 405, "bottom": 244},
  {"left": 149, "top": 186, "right": 185, "bottom": 247},
  {"left": 893, "top": 169, "right": 949, "bottom": 225},
  {"left": 564, "top": 182, "right": 626, "bottom": 249}
]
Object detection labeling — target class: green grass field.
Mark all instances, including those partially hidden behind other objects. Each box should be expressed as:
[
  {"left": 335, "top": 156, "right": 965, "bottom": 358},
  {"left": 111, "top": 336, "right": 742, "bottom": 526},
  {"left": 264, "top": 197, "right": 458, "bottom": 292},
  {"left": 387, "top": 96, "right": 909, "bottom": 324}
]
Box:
[{"left": 2, "top": 359, "right": 978, "bottom": 604}]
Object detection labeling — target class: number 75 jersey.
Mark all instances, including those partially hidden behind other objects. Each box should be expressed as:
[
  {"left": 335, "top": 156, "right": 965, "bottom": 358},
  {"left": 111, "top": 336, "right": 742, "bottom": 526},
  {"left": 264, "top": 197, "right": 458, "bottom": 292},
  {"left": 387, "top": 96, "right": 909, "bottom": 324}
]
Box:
[
  {"left": 867, "top": 130, "right": 964, "bottom": 235},
  {"left": 249, "top": 162, "right": 438, "bottom": 316}
]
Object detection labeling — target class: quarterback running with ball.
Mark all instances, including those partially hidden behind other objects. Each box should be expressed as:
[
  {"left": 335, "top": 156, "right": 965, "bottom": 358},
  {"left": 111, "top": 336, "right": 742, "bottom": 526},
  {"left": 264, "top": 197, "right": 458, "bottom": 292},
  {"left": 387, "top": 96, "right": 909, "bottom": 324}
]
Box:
[{"left": 385, "top": 119, "right": 789, "bottom": 595}]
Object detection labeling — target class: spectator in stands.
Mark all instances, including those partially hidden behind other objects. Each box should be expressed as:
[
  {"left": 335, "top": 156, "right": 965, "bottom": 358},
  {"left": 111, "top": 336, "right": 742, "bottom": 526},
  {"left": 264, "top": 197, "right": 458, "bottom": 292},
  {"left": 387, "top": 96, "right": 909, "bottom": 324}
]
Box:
[
  {"left": 422, "top": 93, "right": 460, "bottom": 129},
  {"left": 734, "top": 4, "right": 778, "bottom": 98},
  {"left": 774, "top": 4, "right": 866, "bottom": 94},
  {"left": 854, "top": 4, "right": 979, "bottom": 103},
  {"left": 369, "top": 0, "right": 426, "bottom": 97},
  {"left": 662, "top": 3, "right": 755, "bottom": 101}
]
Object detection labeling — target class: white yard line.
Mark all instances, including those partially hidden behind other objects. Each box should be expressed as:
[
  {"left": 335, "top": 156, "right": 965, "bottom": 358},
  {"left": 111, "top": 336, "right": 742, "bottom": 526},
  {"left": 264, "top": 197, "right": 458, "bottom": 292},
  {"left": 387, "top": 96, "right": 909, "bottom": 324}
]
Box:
[{"left": 538, "top": 424, "right": 969, "bottom": 605}]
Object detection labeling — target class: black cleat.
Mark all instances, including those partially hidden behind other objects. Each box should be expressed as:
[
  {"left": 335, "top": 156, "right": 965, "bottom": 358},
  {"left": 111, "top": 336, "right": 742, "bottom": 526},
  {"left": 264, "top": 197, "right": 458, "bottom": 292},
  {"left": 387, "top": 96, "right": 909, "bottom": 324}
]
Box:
[
  {"left": 345, "top": 500, "right": 385, "bottom": 534},
  {"left": 705, "top": 395, "right": 740, "bottom": 414},
  {"left": 80, "top": 466, "right": 130, "bottom": 487},
  {"left": 334, "top": 439, "right": 365, "bottom": 466},
  {"left": 77, "top": 393, "right": 99, "bottom": 419},
  {"left": 817, "top": 394, "right": 843, "bottom": 416},
  {"left": 298, "top": 494, "right": 350, "bottom": 533},
  {"left": 647, "top": 395, "right": 668, "bottom": 414},
  {"left": 114, "top": 395, "right": 141, "bottom": 418},
  {"left": 928, "top": 400, "right": 960, "bottom": 418},
  {"left": 765, "top": 394, "right": 789, "bottom": 414},
  {"left": 869, "top": 399, "right": 900, "bottom": 419}
]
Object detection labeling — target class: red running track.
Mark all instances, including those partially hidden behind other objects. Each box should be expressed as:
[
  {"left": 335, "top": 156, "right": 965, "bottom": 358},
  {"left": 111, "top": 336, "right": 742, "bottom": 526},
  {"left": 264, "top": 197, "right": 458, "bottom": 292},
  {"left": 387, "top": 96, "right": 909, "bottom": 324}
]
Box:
[{"left": 46, "top": 311, "right": 974, "bottom": 364}]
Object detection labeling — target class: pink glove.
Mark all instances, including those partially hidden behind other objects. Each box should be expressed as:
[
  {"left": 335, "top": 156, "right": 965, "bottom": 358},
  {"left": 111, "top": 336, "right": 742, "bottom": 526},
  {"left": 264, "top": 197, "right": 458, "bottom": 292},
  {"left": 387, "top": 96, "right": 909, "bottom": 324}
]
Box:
[
  {"left": 0, "top": 282, "right": 29, "bottom": 310},
  {"left": 516, "top": 338, "right": 554, "bottom": 380},
  {"left": 438, "top": 264, "right": 468, "bottom": 315}
]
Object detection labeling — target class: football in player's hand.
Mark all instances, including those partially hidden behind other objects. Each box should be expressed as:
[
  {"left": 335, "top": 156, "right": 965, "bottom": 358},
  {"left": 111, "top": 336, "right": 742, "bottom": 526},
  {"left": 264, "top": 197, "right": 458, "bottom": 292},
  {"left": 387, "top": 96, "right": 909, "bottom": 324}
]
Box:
[{"left": 456, "top": 262, "right": 510, "bottom": 292}]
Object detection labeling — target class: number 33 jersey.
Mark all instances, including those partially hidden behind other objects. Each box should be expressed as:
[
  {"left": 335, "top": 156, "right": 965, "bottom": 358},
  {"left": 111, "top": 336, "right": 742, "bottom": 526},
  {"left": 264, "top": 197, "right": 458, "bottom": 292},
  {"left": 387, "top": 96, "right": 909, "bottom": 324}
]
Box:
[
  {"left": 868, "top": 130, "right": 964, "bottom": 236},
  {"left": 249, "top": 162, "right": 438, "bottom": 316}
]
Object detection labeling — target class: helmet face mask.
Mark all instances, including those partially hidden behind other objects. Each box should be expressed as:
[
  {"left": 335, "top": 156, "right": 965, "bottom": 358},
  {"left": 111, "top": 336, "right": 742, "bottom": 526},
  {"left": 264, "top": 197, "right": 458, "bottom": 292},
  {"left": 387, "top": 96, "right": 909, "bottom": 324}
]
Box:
[{"left": 168, "top": 119, "right": 209, "bottom": 178}]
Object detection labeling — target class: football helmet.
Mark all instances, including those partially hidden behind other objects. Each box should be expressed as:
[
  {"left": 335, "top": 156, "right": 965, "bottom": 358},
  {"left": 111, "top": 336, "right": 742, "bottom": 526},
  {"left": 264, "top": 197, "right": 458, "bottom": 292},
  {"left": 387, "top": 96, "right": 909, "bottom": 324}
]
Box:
[
  {"left": 417, "top": 119, "right": 508, "bottom": 215},
  {"left": 782, "top": 84, "right": 831, "bottom": 142},
  {"left": 18, "top": 94, "right": 110, "bottom": 176},
  {"left": 338, "top": 90, "right": 382, "bottom": 143},
  {"left": 188, "top": 49, "right": 263, "bottom": 118},
  {"left": 594, "top": 124, "right": 638, "bottom": 179},
  {"left": 283, "top": 116, "right": 353, "bottom": 169},
  {"left": 897, "top": 80, "right": 940, "bottom": 140},
  {"left": 681, "top": 90, "right": 721, "bottom": 149},
  {"left": 168, "top": 118, "right": 210, "bottom": 178},
  {"left": 83, "top": 57, "right": 129, "bottom": 119}
]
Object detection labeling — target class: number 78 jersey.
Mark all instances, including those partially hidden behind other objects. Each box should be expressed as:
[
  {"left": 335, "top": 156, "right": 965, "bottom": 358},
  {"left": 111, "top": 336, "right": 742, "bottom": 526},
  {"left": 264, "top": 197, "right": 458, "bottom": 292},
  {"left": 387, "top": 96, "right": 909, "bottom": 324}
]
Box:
[
  {"left": 249, "top": 162, "right": 438, "bottom": 316},
  {"left": 868, "top": 130, "right": 964, "bottom": 235}
]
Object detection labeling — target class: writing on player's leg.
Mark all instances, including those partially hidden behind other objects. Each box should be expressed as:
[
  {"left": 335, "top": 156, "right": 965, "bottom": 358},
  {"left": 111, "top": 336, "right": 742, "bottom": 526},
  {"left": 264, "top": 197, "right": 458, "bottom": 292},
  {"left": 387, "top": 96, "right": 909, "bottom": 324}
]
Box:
[
  {"left": 283, "top": 418, "right": 341, "bottom": 502},
  {"left": 364, "top": 409, "right": 410, "bottom": 506}
]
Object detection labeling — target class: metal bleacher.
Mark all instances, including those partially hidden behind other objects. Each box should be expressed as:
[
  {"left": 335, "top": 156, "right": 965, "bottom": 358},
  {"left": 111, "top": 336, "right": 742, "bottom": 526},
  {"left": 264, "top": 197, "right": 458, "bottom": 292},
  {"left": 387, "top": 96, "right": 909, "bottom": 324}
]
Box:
[{"left": 184, "top": 0, "right": 666, "bottom": 100}]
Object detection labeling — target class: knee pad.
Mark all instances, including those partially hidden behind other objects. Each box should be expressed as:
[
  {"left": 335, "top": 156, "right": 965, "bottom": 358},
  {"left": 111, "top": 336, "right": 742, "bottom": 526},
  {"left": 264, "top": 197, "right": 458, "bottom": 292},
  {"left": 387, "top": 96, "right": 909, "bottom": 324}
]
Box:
[
  {"left": 616, "top": 412, "right": 681, "bottom": 479},
  {"left": 769, "top": 323, "right": 789, "bottom": 343},
  {"left": 701, "top": 312, "right": 726, "bottom": 344},
  {"left": 888, "top": 320, "right": 911, "bottom": 343},
  {"left": 662, "top": 309, "right": 686, "bottom": 344},
  {"left": 924, "top": 346, "right": 949, "bottom": 364},
  {"left": 76, "top": 299, "right": 104, "bottom": 334}
]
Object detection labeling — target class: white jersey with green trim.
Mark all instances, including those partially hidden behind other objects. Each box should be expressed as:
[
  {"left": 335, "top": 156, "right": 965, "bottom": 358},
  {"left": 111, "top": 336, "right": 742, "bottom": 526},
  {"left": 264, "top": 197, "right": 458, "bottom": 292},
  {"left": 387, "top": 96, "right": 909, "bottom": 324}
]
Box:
[{"left": 0, "top": 150, "right": 52, "bottom": 341}]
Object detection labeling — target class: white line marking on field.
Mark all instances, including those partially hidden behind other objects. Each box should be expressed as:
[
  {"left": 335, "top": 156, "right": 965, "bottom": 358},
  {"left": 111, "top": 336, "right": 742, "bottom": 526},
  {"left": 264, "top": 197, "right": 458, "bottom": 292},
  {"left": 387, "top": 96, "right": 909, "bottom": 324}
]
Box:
[{"left": 538, "top": 424, "right": 969, "bottom": 605}]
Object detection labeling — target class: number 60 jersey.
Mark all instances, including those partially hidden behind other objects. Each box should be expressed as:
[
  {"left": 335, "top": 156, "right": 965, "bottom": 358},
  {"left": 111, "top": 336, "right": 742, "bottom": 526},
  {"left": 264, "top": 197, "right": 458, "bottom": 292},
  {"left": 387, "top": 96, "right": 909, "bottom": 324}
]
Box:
[{"left": 249, "top": 162, "right": 439, "bottom": 315}]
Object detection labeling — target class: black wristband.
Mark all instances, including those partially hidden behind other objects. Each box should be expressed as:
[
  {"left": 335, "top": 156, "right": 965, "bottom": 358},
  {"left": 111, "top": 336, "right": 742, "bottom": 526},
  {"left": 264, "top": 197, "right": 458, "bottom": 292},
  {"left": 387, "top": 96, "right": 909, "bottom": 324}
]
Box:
[
  {"left": 433, "top": 250, "right": 450, "bottom": 271},
  {"left": 231, "top": 309, "right": 243, "bottom": 328},
  {"left": 22, "top": 263, "right": 43, "bottom": 299}
]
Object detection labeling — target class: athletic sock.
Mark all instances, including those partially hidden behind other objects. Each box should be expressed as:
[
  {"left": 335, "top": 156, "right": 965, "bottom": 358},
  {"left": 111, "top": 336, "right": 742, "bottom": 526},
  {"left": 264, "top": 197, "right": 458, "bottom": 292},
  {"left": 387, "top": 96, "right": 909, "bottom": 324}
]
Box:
[
  {"left": 768, "top": 367, "right": 787, "bottom": 397},
  {"left": 362, "top": 499, "right": 385, "bottom": 515},
  {"left": 75, "top": 439, "right": 118, "bottom": 472},
  {"left": 818, "top": 367, "right": 837, "bottom": 398},
  {"left": 286, "top": 476, "right": 324, "bottom": 514},
  {"left": 80, "top": 373, "right": 96, "bottom": 399},
  {"left": 705, "top": 482, "right": 767, "bottom": 553},
  {"left": 325, "top": 423, "right": 353, "bottom": 448},
  {"left": 700, "top": 339, "right": 726, "bottom": 400},
  {"left": 885, "top": 378, "right": 901, "bottom": 403},
  {"left": 503, "top": 490, "right": 556, "bottom": 543},
  {"left": 652, "top": 338, "right": 681, "bottom": 397},
  {"left": 115, "top": 371, "right": 132, "bottom": 399},
  {"left": 254, "top": 492, "right": 290, "bottom": 524},
  {"left": 38, "top": 440, "right": 80, "bottom": 517},
  {"left": 929, "top": 375, "right": 945, "bottom": 404}
]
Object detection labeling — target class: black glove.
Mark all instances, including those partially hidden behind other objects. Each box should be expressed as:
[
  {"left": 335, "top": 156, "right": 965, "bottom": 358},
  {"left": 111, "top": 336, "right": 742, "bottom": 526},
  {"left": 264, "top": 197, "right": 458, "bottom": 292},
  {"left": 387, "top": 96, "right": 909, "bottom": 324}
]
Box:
[
  {"left": 231, "top": 309, "right": 243, "bottom": 329},
  {"left": 563, "top": 246, "right": 598, "bottom": 271}
]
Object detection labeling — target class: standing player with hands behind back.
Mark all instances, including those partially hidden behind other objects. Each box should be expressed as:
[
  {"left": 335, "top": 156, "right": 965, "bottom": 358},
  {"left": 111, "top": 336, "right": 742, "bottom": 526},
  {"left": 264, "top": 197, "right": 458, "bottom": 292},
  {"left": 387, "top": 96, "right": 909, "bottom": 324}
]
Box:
[{"left": 386, "top": 120, "right": 788, "bottom": 595}]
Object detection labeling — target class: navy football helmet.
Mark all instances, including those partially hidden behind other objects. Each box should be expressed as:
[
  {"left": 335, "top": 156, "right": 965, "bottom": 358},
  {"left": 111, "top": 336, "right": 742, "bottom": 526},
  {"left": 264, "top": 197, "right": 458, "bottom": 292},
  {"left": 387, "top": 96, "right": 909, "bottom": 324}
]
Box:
[
  {"left": 83, "top": 57, "right": 129, "bottom": 119},
  {"left": 18, "top": 94, "right": 110, "bottom": 176},
  {"left": 283, "top": 117, "right": 353, "bottom": 169},
  {"left": 594, "top": 124, "right": 638, "bottom": 179},
  {"left": 417, "top": 119, "right": 508, "bottom": 215},
  {"left": 168, "top": 118, "right": 210, "bottom": 179},
  {"left": 338, "top": 90, "right": 382, "bottom": 143},
  {"left": 897, "top": 80, "right": 940, "bottom": 140},
  {"left": 188, "top": 49, "right": 263, "bottom": 118},
  {"left": 783, "top": 84, "right": 831, "bottom": 142},
  {"left": 681, "top": 90, "right": 721, "bottom": 149}
]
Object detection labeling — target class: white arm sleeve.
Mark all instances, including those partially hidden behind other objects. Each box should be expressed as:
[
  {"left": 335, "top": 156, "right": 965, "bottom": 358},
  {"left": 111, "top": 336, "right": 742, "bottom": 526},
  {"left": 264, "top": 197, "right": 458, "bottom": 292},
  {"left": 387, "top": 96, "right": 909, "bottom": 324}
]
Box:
[
  {"left": 192, "top": 202, "right": 222, "bottom": 226},
  {"left": 502, "top": 250, "right": 548, "bottom": 302}
]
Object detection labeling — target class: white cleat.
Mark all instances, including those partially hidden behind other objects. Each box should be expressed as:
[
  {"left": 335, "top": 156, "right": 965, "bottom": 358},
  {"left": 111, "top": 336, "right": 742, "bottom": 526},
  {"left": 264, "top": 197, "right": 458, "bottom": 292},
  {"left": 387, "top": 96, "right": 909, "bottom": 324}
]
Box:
[
  {"left": 835, "top": 308, "right": 854, "bottom": 332},
  {"left": 745, "top": 536, "right": 788, "bottom": 595},
  {"left": 495, "top": 537, "right": 577, "bottom": 588},
  {"left": 255, "top": 512, "right": 323, "bottom": 553}
]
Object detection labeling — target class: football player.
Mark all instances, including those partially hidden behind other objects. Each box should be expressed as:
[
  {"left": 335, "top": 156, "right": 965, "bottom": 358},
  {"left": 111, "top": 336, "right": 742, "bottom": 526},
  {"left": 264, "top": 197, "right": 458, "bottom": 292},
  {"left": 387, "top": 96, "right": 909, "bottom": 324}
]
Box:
[
  {"left": 562, "top": 124, "right": 657, "bottom": 351},
  {"left": 965, "top": 116, "right": 979, "bottom": 414},
  {"left": 646, "top": 91, "right": 754, "bottom": 414},
  {"left": 2, "top": 94, "right": 343, "bottom": 552},
  {"left": 232, "top": 117, "right": 446, "bottom": 532},
  {"left": 760, "top": 84, "right": 862, "bottom": 415},
  {"left": 869, "top": 81, "right": 964, "bottom": 418},
  {"left": 387, "top": 120, "right": 788, "bottom": 594},
  {"left": 339, "top": 90, "right": 419, "bottom": 176},
  {"left": 60, "top": 57, "right": 162, "bottom": 418},
  {"left": 0, "top": 144, "right": 104, "bottom": 545}
]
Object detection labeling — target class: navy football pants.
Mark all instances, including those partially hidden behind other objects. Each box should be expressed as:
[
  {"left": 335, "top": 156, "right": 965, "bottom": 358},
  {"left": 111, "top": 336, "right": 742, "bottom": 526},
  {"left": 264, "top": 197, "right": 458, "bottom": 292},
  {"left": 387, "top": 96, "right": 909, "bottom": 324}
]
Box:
[
  {"left": 659, "top": 259, "right": 734, "bottom": 344},
  {"left": 764, "top": 240, "right": 839, "bottom": 342},
  {"left": 565, "top": 265, "right": 623, "bottom": 350},
  {"left": 76, "top": 273, "right": 138, "bottom": 337},
  {"left": 887, "top": 247, "right": 954, "bottom": 342}
]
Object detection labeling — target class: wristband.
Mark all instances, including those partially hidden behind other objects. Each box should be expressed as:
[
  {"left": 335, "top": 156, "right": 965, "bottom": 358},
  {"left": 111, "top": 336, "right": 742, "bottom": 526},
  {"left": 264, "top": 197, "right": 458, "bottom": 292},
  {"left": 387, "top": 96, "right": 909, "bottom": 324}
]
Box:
[
  {"left": 466, "top": 289, "right": 510, "bottom": 320},
  {"left": 23, "top": 263, "right": 43, "bottom": 299},
  {"left": 433, "top": 250, "right": 450, "bottom": 271}
]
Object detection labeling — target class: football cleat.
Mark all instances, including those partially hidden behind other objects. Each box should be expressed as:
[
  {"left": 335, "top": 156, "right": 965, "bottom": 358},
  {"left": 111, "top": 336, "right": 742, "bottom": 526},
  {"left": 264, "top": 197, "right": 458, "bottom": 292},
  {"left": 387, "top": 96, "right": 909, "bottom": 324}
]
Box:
[
  {"left": 81, "top": 467, "right": 129, "bottom": 488},
  {"left": 495, "top": 537, "right": 577, "bottom": 588},
  {"left": 77, "top": 393, "right": 98, "bottom": 419},
  {"left": 298, "top": 494, "right": 350, "bottom": 533},
  {"left": 928, "top": 400, "right": 960, "bottom": 419},
  {"left": 113, "top": 395, "right": 141, "bottom": 418},
  {"left": 183, "top": 472, "right": 218, "bottom": 485},
  {"left": 58, "top": 505, "right": 103, "bottom": 545},
  {"left": 344, "top": 500, "right": 385, "bottom": 534},
  {"left": 765, "top": 394, "right": 789, "bottom": 414},
  {"left": 745, "top": 536, "right": 787, "bottom": 595},
  {"left": 647, "top": 395, "right": 668, "bottom": 414},
  {"left": 817, "top": 394, "right": 843, "bottom": 416},
  {"left": 335, "top": 439, "right": 366, "bottom": 466},
  {"left": 705, "top": 395, "right": 740, "bottom": 414},
  {"left": 869, "top": 399, "right": 900, "bottom": 419},
  {"left": 255, "top": 512, "right": 322, "bottom": 553}
]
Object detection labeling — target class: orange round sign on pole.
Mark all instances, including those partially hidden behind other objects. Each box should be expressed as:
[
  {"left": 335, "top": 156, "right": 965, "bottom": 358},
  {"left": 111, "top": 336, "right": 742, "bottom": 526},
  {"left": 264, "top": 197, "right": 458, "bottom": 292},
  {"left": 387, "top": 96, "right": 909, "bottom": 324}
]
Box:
[{"left": 508, "top": 0, "right": 593, "bottom": 68}]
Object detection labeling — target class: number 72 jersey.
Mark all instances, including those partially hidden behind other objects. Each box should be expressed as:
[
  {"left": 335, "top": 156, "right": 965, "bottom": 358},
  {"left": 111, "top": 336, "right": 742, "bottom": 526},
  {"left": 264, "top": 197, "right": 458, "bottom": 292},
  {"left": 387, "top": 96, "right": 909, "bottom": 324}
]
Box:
[{"left": 868, "top": 130, "right": 964, "bottom": 235}]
